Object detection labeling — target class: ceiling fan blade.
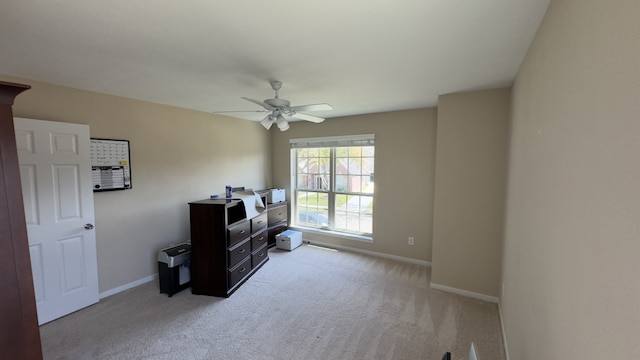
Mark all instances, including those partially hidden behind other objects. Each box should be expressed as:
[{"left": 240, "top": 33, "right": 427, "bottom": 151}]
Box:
[
  {"left": 290, "top": 103, "right": 333, "bottom": 112},
  {"left": 215, "top": 110, "right": 270, "bottom": 113},
  {"left": 292, "top": 112, "right": 325, "bottom": 123},
  {"left": 241, "top": 97, "right": 276, "bottom": 111}
]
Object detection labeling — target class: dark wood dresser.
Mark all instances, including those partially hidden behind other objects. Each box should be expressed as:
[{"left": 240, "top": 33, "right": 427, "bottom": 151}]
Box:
[{"left": 189, "top": 198, "right": 269, "bottom": 297}]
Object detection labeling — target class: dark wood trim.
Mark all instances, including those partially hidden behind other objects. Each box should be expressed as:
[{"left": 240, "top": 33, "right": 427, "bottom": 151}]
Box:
[
  {"left": 0, "top": 81, "right": 31, "bottom": 105},
  {"left": 0, "top": 81, "right": 43, "bottom": 360}
]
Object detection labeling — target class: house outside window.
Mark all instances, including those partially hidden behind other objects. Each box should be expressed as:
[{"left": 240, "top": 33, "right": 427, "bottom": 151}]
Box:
[{"left": 290, "top": 134, "right": 375, "bottom": 239}]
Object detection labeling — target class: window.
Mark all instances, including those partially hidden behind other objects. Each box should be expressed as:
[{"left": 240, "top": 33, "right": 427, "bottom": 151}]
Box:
[{"left": 290, "top": 134, "right": 375, "bottom": 239}]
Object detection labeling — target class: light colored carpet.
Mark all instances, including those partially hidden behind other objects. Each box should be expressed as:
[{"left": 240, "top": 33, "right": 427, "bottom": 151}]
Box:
[{"left": 40, "top": 244, "right": 505, "bottom": 359}]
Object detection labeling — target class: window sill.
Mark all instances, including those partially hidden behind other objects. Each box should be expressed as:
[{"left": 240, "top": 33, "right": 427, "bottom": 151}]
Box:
[{"left": 288, "top": 225, "right": 374, "bottom": 244}]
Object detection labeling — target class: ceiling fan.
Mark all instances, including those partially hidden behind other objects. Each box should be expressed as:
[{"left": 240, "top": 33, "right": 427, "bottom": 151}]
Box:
[{"left": 237, "top": 80, "right": 333, "bottom": 131}]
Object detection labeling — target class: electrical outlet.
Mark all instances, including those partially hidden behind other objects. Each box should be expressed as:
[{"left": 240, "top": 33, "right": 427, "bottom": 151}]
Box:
[{"left": 408, "top": 237, "right": 414, "bottom": 245}]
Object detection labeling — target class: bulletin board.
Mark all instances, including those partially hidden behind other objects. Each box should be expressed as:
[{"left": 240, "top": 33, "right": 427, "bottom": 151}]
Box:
[{"left": 90, "top": 138, "right": 132, "bottom": 191}]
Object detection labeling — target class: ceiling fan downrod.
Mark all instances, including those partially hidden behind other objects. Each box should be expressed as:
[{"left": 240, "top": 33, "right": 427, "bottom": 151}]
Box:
[{"left": 270, "top": 80, "right": 282, "bottom": 98}]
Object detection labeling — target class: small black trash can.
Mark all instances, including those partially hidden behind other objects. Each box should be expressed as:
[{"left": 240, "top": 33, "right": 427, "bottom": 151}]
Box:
[{"left": 157, "top": 243, "right": 191, "bottom": 297}]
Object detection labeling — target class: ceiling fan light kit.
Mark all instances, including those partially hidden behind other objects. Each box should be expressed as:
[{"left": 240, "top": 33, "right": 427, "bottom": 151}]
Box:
[
  {"left": 260, "top": 115, "right": 274, "bottom": 130},
  {"left": 276, "top": 114, "right": 290, "bottom": 131},
  {"left": 239, "top": 81, "right": 332, "bottom": 131}
]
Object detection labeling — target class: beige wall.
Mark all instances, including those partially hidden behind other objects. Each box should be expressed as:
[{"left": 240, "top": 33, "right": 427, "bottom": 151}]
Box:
[
  {"left": 431, "top": 88, "right": 510, "bottom": 298},
  {"left": 0, "top": 75, "right": 271, "bottom": 293},
  {"left": 502, "top": 0, "right": 640, "bottom": 358},
  {"left": 271, "top": 109, "right": 437, "bottom": 263}
]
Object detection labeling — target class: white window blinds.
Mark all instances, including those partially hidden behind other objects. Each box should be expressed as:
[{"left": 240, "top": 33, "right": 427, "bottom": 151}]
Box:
[{"left": 289, "top": 134, "right": 375, "bottom": 149}]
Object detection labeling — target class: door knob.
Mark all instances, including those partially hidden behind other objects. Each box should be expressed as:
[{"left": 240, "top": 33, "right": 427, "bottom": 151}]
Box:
[{"left": 84, "top": 223, "right": 94, "bottom": 230}]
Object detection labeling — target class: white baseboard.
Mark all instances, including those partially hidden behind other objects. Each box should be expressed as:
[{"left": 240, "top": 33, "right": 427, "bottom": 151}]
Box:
[
  {"left": 429, "top": 282, "right": 499, "bottom": 303},
  {"left": 304, "top": 239, "right": 431, "bottom": 267},
  {"left": 498, "top": 301, "right": 510, "bottom": 360},
  {"left": 99, "top": 274, "right": 158, "bottom": 299}
]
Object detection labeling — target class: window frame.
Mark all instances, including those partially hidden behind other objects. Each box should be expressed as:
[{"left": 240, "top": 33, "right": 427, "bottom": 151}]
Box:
[{"left": 289, "top": 134, "right": 375, "bottom": 242}]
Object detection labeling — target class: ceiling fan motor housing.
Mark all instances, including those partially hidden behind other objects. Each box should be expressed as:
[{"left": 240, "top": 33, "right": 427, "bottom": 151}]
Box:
[{"left": 264, "top": 98, "right": 290, "bottom": 109}]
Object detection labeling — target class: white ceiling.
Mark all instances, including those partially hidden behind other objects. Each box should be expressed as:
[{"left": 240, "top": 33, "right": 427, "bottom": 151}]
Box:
[{"left": 0, "top": 0, "right": 550, "bottom": 122}]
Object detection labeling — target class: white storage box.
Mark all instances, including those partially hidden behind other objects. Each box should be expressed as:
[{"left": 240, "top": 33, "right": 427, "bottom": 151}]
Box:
[
  {"left": 266, "top": 188, "right": 285, "bottom": 203},
  {"left": 275, "top": 230, "right": 302, "bottom": 251}
]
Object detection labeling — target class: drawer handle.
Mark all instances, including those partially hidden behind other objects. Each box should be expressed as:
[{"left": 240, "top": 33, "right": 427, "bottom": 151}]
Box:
[
  {"left": 239, "top": 230, "right": 246, "bottom": 234},
  {"left": 259, "top": 236, "right": 264, "bottom": 241},
  {"left": 257, "top": 220, "right": 263, "bottom": 224},
  {"left": 259, "top": 252, "right": 265, "bottom": 257},
  {"left": 239, "top": 267, "right": 247, "bottom": 273},
  {"left": 278, "top": 212, "right": 283, "bottom": 216},
  {"left": 238, "top": 248, "right": 246, "bottom": 254}
]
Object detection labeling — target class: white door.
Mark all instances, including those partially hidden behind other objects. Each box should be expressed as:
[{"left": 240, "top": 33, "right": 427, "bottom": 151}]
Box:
[{"left": 14, "top": 117, "right": 99, "bottom": 325}]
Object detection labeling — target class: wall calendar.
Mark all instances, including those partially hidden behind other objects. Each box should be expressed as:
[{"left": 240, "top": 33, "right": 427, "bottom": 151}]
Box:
[{"left": 90, "top": 138, "right": 132, "bottom": 191}]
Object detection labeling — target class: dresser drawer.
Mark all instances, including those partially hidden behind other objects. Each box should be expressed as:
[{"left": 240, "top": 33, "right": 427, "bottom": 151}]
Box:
[
  {"left": 228, "top": 220, "right": 250, "bottom": 246},
  {"left": 251, "top": 229, "right": 268, "bottom": 251},
  {"left": 251, "top": 213, "right": 268, "bottom": 234},
  {"left": 228, "top": 238, "right": 251, "bottom": 269},
  {"left": 228, "top": 257, "right": 252, "bottom": 289},
  {"left": 268, "top": 205, "right": 287, "bottom": 226},
  {"left": 251, "top": 244, "right": 269, "bottom": 268}
]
